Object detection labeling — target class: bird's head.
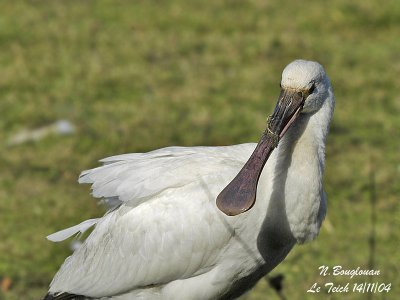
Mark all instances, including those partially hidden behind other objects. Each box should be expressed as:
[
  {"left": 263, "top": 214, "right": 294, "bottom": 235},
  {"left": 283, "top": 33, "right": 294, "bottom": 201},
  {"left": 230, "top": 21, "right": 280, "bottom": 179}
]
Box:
[
  {"left": 217, "top": 59, "right": 333, "bottom": 216},
  {"left": 281, "top": 59, "right": 331, "bottom": 114}
]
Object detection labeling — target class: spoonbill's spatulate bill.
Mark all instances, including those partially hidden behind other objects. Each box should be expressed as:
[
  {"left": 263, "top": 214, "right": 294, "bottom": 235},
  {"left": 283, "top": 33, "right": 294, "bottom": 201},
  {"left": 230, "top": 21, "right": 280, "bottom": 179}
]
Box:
[{"left": 44, "top": 59, "right": 335, "bottom": 300}]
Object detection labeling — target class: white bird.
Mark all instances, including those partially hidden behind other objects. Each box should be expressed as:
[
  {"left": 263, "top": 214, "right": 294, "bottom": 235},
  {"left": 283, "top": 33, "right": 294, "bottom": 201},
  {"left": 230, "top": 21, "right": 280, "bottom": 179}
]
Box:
[{"left": 44, "top": 59, "right": 335, "bottom": 300}]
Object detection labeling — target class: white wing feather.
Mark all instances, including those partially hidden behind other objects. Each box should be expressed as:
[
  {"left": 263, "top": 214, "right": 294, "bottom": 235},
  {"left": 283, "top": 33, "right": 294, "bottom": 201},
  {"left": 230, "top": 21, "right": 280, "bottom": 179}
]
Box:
[
  {"left": 48, "top": 144, "right": 255, "bottom": 297},
  {"left": 46, "top": 218, "right": 99, "bottom": 242},
  {"left": 79, "top": 145, "right": 252, "bottom": 207}
]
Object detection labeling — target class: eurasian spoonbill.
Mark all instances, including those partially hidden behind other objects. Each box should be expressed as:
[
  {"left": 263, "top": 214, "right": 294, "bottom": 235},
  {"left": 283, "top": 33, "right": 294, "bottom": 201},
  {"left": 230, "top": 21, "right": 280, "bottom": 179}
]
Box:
[{"left": 44, "top": 59, "right": 335, "bottom": 300}]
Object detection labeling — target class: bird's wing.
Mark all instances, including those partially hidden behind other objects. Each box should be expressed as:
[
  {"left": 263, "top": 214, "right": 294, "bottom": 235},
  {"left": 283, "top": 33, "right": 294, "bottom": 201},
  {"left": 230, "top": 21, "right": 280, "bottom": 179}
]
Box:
[
  {"left": 47, "top": 144, "right": 254, "bottom": 242},
  {"left": 48, "top": 144, "right": 255, "bottom": 297},
  {"left": 79, "top": 144, "right": 253, "bottom": 208}
]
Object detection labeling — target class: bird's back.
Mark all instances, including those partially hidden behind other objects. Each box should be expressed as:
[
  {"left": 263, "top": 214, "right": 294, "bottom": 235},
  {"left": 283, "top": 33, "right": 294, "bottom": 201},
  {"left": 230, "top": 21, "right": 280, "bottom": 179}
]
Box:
[{"left": 48, "top": 143, "right": 264, "bottom": 299}]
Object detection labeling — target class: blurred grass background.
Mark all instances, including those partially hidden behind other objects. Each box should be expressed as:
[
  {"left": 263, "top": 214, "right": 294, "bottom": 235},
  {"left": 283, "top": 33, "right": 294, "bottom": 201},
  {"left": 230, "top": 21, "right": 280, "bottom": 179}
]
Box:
[{"left": 0, "top": 0, "right": 399, "bottom": 299}]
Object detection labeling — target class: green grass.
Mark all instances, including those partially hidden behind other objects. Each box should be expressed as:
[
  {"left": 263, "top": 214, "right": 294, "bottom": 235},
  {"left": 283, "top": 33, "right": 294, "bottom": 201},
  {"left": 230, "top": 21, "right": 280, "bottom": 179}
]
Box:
[{"left": 0, "top": 0, "right": 399, "bottom": 299}]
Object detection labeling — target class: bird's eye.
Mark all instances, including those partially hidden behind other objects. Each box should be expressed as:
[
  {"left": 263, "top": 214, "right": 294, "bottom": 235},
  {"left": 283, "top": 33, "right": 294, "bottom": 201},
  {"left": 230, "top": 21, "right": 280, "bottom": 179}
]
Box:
[
  {"left": 308, "top": 83, "right": 316, "bottom": 94},
  {"left": 279, "top": 82, "right": 282, "bottom": 89}
]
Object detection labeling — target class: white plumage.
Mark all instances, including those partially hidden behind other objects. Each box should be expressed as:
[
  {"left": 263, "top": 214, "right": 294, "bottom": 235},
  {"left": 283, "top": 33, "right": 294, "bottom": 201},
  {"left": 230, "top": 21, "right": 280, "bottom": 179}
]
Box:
[{"left": 45, "top": 59, "right": 335, "bottom": 300}]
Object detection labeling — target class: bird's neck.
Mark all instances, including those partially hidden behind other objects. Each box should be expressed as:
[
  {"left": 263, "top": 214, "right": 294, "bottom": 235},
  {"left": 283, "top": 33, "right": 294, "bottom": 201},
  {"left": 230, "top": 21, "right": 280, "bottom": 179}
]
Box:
[{"left": 274, "top": 94, "right": 334, "bottom": 243}]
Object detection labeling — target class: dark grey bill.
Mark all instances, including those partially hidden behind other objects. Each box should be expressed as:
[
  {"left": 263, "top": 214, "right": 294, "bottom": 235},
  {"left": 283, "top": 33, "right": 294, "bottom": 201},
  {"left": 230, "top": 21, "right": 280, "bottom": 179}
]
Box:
[{"left": 216, "top": 88, "right": 306, "bottom": 216}]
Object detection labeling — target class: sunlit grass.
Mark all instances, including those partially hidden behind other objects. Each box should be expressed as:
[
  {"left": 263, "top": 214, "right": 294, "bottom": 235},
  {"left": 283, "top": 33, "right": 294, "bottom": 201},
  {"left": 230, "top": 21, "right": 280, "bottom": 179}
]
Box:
[{"left": 0, "top": 0, "right": 399, "bottom": 299}]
